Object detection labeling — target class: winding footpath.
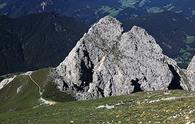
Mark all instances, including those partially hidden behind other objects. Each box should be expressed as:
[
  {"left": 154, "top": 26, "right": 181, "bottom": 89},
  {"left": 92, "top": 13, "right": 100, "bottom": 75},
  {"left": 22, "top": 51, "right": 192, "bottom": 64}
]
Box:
[
  {"left": 26, "top": 72, "right": 56, "bottom": 105},
  {"left": 28, "top": 75, "right": 43, "bottom": 96}
]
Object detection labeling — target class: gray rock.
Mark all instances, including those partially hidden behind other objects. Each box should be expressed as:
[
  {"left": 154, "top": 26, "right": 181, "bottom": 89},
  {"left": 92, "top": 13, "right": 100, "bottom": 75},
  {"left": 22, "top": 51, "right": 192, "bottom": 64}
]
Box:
[
  {"left": 186, "top": 56, "right": 195, "bottom": 90},
  {"left": 54, "top": 16, "right": 189, "bottom": 100}
]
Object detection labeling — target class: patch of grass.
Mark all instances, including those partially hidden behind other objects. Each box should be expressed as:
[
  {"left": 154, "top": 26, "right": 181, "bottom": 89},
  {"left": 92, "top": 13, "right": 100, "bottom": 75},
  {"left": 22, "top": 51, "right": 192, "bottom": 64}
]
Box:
[
  {"left": 96, "top": 0, "right": 141, "bottom": 17},
  {"left": 147, "top": 7, "right": 164, "bottom": 13},
  {"left": 96, "top": 6, "right": 122, "bottom": 17},
  {"left": 42, "top": 81, "right": 75, "bottom": 102},
  {"left": 0, "top": 68, "right": 74, "bottom": 112},
  {"left": 119, "top": 0, "right": 139, "bottom": 8},
  {"left": 185, "top": 34, "right": 195, "bottom": 44},
  {"left": 0, "top": 75, "right": 40, "bottom": 112},
  {"left": 31, "top": 68, "right": 75, "bottom": 102},
  {"left": 31, "top": 68, "right": 51, "bottom": 88},
  {"left": 0, "top": 90, "right": 195, "bottom": 123}
]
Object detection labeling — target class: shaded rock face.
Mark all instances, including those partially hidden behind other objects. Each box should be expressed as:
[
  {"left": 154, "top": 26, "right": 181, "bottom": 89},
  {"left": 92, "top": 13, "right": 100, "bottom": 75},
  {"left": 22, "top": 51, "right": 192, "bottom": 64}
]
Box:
[
  {"left": 54, "top": 16, "right": 189, "bottom": 100},
  {"left": 186, "top": 56, "right": 195, "bottom": 90}
]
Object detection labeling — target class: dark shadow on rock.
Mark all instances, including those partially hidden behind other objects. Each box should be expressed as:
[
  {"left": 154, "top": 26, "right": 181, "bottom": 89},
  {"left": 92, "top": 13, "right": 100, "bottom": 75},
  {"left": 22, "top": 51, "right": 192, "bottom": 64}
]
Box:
[
  {"left": 131, "top": 78, "right": 143, "bottom": 93},
  {"left": 168, "top": 64, "right": 183, "bottom": 90}
]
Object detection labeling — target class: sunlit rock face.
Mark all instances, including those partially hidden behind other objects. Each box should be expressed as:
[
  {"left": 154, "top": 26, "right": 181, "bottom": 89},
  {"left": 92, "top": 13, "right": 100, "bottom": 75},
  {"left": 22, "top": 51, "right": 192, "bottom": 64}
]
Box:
[
  {"left": 54, "top": 16, "right": 189, "bottom": 100},
  {"left": 186, "top": 56, "right": 195, "bottom": 90}
]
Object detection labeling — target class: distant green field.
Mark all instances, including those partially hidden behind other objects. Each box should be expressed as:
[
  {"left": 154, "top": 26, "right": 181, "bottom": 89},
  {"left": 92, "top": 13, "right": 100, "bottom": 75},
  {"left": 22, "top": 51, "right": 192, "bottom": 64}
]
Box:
[
  {"left": 0, "top": 90, "right": 195, "bottom": 124},
  {"left": 185, "top": 34, "right": 195, "bottom": 44},
  {"left": 147, "top": 7, "right": 164, "bottom": 13},
  {"left": 96, "top": 6, "right": 122, "bottom": 17},
  {"left": 119, "top": 0, "right": 139, "bottom": 8}
]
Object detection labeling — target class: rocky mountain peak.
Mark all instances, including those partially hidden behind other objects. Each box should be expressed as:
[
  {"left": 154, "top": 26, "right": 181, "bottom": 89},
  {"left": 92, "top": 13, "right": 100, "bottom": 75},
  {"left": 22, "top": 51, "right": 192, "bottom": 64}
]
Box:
[
  {"left": 86, "top": 16, "right": 123, "bottom": 50},
  {"left": 53, "top": 16, "right": 190, "bottom": 100}
]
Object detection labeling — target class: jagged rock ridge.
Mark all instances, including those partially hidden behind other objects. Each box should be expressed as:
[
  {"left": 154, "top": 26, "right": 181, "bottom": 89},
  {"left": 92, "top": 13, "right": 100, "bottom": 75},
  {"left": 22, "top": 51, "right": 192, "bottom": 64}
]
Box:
[{"left": 54, "top": 16, "right": 190, "bottom": 100}]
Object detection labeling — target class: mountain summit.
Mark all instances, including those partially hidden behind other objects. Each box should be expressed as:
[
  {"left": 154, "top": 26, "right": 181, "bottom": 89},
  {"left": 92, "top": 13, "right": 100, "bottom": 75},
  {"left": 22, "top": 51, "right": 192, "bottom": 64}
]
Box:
[{"left": 53, "top": 16, "right": 191, "bottom": 100}]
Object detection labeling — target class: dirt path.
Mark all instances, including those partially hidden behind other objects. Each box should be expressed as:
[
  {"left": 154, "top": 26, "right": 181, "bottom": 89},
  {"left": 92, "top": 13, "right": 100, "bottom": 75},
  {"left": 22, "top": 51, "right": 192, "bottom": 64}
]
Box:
[
  {"left": 28, "top": 75, "right": 42, "bottom": 96},
  {"left": 27, "top": 74, "right": 56, "bottom": 105}
]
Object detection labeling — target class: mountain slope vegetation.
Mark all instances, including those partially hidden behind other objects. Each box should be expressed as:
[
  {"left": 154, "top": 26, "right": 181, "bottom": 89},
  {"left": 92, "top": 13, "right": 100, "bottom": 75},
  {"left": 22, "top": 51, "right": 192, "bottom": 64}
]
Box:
[
  {"left": 0, "top": 68, "right": 74, "bottom": 113},
  {"left": 1, "top": 0, "right": 195, "bottom": 24},
  {"left": 0, "top": 13, "right": 86, "bottom": 75}
]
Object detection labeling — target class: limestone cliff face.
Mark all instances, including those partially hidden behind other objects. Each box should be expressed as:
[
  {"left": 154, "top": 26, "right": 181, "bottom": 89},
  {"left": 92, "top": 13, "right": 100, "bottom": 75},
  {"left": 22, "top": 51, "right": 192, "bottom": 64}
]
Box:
[
  {"left": 186, "top": 56, "right": 195, "bottom": 90},
  {"left": 53, "top": 16, "right": 189, "bottom": 100}
]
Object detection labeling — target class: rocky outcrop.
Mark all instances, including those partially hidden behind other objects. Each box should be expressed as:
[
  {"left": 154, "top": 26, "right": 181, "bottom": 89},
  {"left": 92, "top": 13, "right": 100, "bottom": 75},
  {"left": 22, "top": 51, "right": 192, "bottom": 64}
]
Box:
[
  {"left": 53, "top": 16, "right": 189, "bottom": 100},
  {"left": 186, "top": 56, "right": 195, "bottom": 90}
]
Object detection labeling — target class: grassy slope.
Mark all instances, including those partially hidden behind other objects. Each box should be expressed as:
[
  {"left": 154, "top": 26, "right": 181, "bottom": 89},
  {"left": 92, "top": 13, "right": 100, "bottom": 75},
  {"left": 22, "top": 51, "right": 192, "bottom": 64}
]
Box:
[
  {"left": 0, "top": 68, "right": 74, "bottom": 113},
  {"left": 0, "top": 90, "right": 195, "bottom": 124},
  {"left": 0, "top": 75, "right": 40, "bottom": 112},
  {"left": 0, "top": 68, "right": 195, "bottom": 123}
]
